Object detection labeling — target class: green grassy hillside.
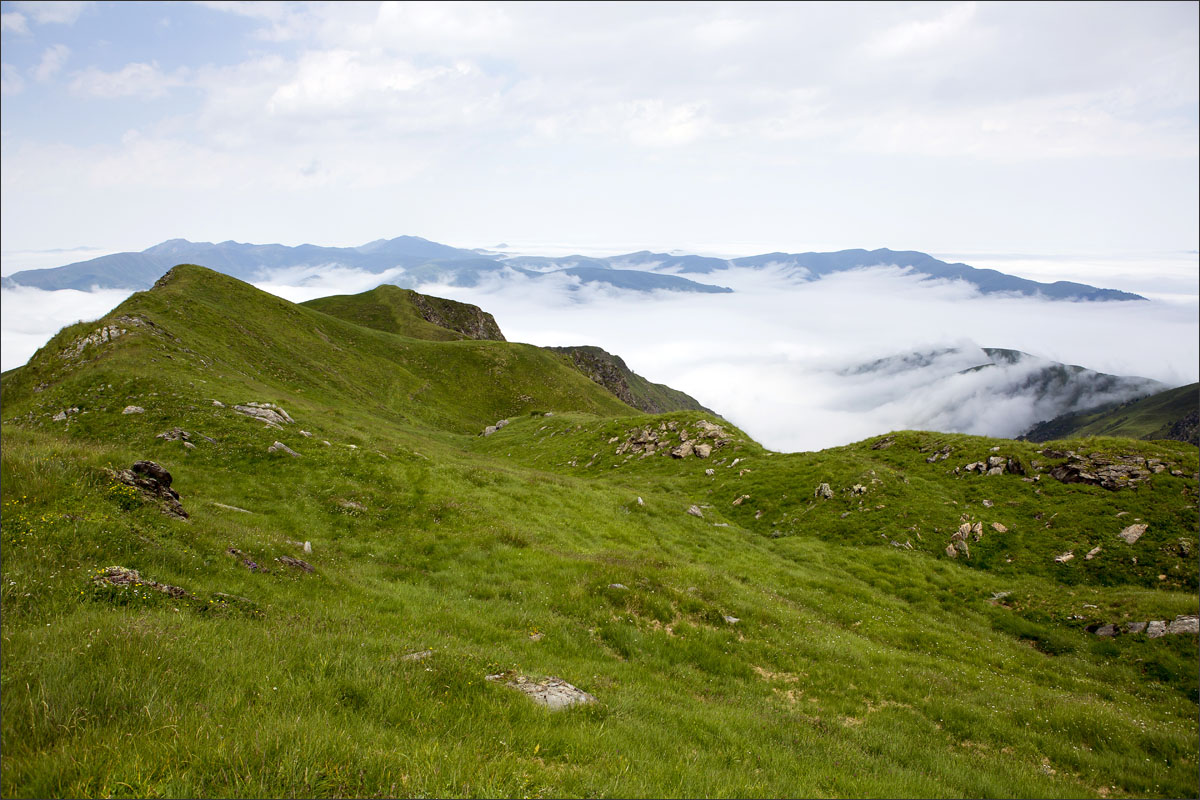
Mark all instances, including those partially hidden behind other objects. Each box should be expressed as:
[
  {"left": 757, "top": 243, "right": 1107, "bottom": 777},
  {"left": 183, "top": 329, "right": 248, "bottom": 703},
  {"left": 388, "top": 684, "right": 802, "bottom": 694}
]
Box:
[
  {"left": 301, "top": 284, "right": 505, "bottom": 342},
  {"left": 1023, "top": 383, "right": 1199, "bottom": 444},
  {"left": 2, "top": 265, "right": 1196, "bottom": 798}
]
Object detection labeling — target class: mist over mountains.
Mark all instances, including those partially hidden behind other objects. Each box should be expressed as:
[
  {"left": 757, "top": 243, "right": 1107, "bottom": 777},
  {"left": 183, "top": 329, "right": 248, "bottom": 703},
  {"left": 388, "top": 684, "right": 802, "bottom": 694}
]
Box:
[{"left": 0, "top": 236, "right": 1147, "bottom": 301}]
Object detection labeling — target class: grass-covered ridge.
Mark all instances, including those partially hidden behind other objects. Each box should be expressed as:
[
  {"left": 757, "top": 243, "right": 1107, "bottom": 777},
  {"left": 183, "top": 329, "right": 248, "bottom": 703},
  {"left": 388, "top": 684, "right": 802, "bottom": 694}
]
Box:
[
  {"left": 2, "top": 265, "right": 1196, "bottom": 798},
  {"left": 1023, "top": 382, "right": 1199, "bottom": 445}
]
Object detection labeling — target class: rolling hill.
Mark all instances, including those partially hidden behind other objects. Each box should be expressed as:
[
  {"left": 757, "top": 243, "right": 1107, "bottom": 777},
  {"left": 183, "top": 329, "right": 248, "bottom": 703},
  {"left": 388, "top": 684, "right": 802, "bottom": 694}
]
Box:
[{"left": 1, "top": 264, "right": 1194, "bottom": 798}]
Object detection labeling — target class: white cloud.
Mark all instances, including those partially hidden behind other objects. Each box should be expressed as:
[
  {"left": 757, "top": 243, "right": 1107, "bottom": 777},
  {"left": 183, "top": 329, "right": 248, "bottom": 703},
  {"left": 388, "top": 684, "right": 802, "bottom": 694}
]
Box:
[
  {"left": 32, "top": 44, "right": 69, "bottom": 82},
  {"left": 1, "top": 63, "right": 24, "bottom": 95},
  {"left": 1, "top": 12, "right": 30, "bottom": 34},
  {"left": 0, "top": 285, "right": 134, "bottom": 370},
  {"left": 862, "top": 2, "right": 978, "bottom": 59},
  {"left": 70, "top": 61, "right": 187, "bottom": 99},
  {"left": 12, "top": 1, "right": 91, "bottom": 26}
]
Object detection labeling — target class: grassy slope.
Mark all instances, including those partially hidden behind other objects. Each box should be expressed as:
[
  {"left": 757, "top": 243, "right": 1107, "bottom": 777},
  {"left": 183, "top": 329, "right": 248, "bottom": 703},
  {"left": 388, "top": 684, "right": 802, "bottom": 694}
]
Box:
[
  {"left": 1, "top": 266, "right": 1197, "bottom": 799},
  {"left": 301, "top": 284, "right": 502, "bottom": 343},
  {"left": 1023, "top": 383, "right": 1199, "bottom": 442}
]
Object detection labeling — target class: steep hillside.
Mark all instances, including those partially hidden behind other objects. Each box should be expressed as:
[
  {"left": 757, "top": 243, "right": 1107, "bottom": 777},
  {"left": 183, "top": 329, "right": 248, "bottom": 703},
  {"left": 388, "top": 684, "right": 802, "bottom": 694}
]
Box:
[
  {"left": 1, "top": 265, "right": 1195, "bottom": 799},
  {"left": 302, "top": 284, "right": 505, "bottom": 342},
  {"left": 547, "top": 345, "right": 712, "bottom": 414},
  {"left": 1022, "top": 383, "right": 1199, "bottom": 445}
]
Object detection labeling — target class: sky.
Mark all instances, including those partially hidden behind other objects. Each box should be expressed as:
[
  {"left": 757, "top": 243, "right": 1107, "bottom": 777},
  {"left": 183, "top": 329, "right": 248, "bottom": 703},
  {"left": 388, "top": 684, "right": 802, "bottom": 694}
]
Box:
[
  {"left": 1, "top": 1, "right": 1197, "bottom": 451},
  {"left": 1, "top": 1, "right": 1197, "bottom": 259}
]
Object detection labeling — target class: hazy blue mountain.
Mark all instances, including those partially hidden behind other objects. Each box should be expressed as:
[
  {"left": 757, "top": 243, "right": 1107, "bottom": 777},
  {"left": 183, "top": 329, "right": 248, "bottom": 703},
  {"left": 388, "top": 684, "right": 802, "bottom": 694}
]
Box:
[
  {"left": 3, "top": 238, "right": 1145, "bottom": 301},
  {"left": 1, "top": 236, "right": 482, "bottom": 291},
  {"left": 552, "top": 267, "right": 731, "bottom": 293}
]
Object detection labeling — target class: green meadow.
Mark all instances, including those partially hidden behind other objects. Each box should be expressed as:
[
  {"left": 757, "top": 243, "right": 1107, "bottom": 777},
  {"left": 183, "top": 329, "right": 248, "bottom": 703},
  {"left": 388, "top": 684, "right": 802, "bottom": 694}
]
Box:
[{"left": 1, "top": 265, "right": 1196, "bottom": 798}]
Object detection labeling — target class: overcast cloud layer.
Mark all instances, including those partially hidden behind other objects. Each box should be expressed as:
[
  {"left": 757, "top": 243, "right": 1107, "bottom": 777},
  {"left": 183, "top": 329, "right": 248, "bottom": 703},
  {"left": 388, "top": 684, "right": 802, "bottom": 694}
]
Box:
[{"left": 1, "top": 1, "right": 1197, "bottom": 258}]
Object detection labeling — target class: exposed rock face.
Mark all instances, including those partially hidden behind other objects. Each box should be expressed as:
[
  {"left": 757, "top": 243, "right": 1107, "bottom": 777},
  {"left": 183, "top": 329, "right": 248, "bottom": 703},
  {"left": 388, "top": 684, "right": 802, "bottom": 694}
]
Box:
[
  {"left": 60, "top": 323, "right": 129, "bottom": 360},
  {"left": 408, "top": 291, "right": 506, "bottom": 341},
  {"left": 234, "top": 402, "right": 294, "bottom": 428},
  {"left": 548, "top": 345, "right": 709, "bottom": 414},
  {"left": 1048, "top": 452, "right": 1155, "bottom": 491},
  {"left": 106, "top": 460, "right": 187, "bottom": 519}
]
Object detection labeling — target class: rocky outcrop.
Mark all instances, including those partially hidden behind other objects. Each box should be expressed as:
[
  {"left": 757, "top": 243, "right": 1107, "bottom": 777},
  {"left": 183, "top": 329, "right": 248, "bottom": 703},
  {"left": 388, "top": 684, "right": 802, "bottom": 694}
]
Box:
[
  {"left": 481, "top": 419, "right": 510, "bottom": 436},
  {"left": 267, "top": 441, "right": 300, "bottom": 457},
  {"left": 234, "top": 402, "right": 294, "bottom": 428},
  {"left": 1118, "top": 523, "right": 1147, "bottom": 544},
  {"left": 487, "top": 673, "right": 596, "bottom": 710},
  {"left": 92, "top": 565, "right": 189, "bottom": 598},
  {"left": 614, "top": 419, "right": 734, "bottom": 460},
  {"left": 1091, "top": 615, "right": 1198, "bottom": 638},
  {"left": 548, "top": 345, "right": 710, "bottom": 414},
  {"left": 408, "top": 291, "right": 506, "bottom": 341},
  {"left": 1048, "top": 452, "right": 1157, "bottom": 491},
  {"left": 106, "top": 460, "right": 187, "bottom": 519}
]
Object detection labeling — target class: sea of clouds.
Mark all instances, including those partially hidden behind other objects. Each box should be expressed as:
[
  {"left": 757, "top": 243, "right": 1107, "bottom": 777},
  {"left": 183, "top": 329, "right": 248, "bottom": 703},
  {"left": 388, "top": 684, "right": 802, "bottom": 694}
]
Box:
[{"left": 2, "top": 256, "right": 1196, "bottom": 452}]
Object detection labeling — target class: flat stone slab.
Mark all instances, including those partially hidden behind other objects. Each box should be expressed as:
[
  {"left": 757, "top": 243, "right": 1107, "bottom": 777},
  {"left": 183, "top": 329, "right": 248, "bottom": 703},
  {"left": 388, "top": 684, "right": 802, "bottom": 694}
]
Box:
[{"left": 488, "top": 674, "right": 596, "bottom": 710}]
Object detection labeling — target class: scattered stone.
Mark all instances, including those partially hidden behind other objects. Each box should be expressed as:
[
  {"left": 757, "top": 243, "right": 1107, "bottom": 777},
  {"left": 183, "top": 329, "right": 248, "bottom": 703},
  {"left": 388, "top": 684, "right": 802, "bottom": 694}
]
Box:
[
  {"left": 267, "top": 441, "right": 300, "bottom": 458},
  {"left": 481, "top": 419, "right": 510, "bottom": 436},
  {"left": 636, "top": 497, "right": 644, "bottom": 506},
  {"left": 212, "top": 400, "right": 225, "bottom": 407},
  {"left": 1050, "top": 452, "right": 1155, "bottom": 491},
  {"left": 814, "top": 483, "right": 833, "bottom": 500},
  {"left": 337, "top": 499, "right": 366, "bottom": 512},
  {"left": 870, "top": 435, "right": 895, "bottom": 450},
  {"left": 226, "top": 547, "right": 265, "bottom": 572},
  {"left": 1145, "top": 621, "right": 1167, "bottom": 638},
  {"left": 234, "top": 402, "right": 294, "bottom": 428},
  {"left": 732, "top": 494, "right": 750, "bottom": 506},
  {"left": 92, "top": 565, "right": 189, "bottom": 598},
  {"left": 106, "top": 460, "right": 187, "bottom": 519},
  {"left": 299, "top": 430, "right": 313, "bottom": 437},
  {"left": 1126, "top": 621, "right": 1147, "bottom": 634},
  {"left": 694, "top": 443, "right": 712, "bottom": 459},
  {"left": 954, "top": 540, "right": 969, "bottom": 557},
  {"left": 990, "top": 591, "right": 1011, "bottom": 602},
  {"left": 945, "top": 544, "right": 958, "bottom": 558},
  {"left": 1167, "top": 616, "right": 1199, "bottom": 635},
  {"left": 851, "top": 484, "right": 867, "bottom": 495},
  {"left": 529, "top": 632, "right": 544, "bottom": 642},
  {"left": 723, "top": 615, "right": 740, "bottom": 625},
  {"left": 982, "top": 499, "right": 993, "bottom": 507},
  {"left": 213, "top": 502, "right": 251, "bottom": 513},
  {"left": 488, "top": 674, "right": 596, "bottom": 710},
  {"left": 608, "top": 583, "right": 629, "bottom": 590},
  {"left": 1085, "top": 546, "right": 1102, "bottom": 560},
  {"left": 971, "top": 522, "right": 984, "bottom": 541},
  {"left": 1118, "top": 523, "right": 1147, "bottom": 544},
  {"left": 401, "top": 649, "right": 433, "bottom": 662},
  {"left": 991, "top": 522, "right": 1008, "bottom": 533},
  {"left": 276, "top": 556, "right": 314, "bottom": 572},
  {"left": 122, "top": 406, "right": 145, "bottom": 415},
  {"left": 686, "top": 505, "right": 704, "bottom": 518},
  {"left": 1055, "top": 551, "right": 1074, "bottom": 563},
  {"left": 1094, "top": 624, "right": 1118, "bottom": 637}
]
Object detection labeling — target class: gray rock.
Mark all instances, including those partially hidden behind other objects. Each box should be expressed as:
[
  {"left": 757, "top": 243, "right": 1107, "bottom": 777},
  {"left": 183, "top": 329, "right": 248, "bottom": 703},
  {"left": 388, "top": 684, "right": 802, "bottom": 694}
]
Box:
[
  {"left": 608, "top": 583, "right": 629, "bottom": 590},
  {"left": 92, "top": 565, "right": 189, "bottom": 598},
  {"left": 122, "top": 405, "right": 145, "bottom": 415},
  {"left": 490, "top": 674, "right": 596, "bottom": 710},
  {"left": 1094, "top": 624, "right": 1118, "bottom": 637},
  {"left": 401, "top": 649, "right": 434, "bottom": 662},
  {"left": 1054, "top": 551, "right": 1074, "bottom": 563},
  {"left": 1166, "top": 615, "right": 1199, "bottom": 635},
  {"left": 276, "top": 555, "right": 314, "bottom": 572},
  {"left": 106, "top": 460, "right": 187, "bottom": 519},
  {"left": 1126, "top": 621, "right": 1147, "bottom": 634},
  {"left": 1085, "top": 545, "right": 1102, "bottom": 560},
  {"left": 234, "top": 402, "right": 293, "bottom": 428},
  {"left": 723, "top": 615, "right": 740, "bottom": 625},
  {"left": 211, "top": 399, "right": 225, "bottom": 407},
  {"left": 694, "top": 443, "right": 712, "bottom": 459},
  {"left": 213, "top": 502, "right": 251, "bottom": 513},
  {"left": 814, "top": 483, "right": 833, "bottom": 500},
  {"left": 1118, "top": 523, "right": 1147, "bottom": 544},
  {"left": 686, "top": 505, "right": 704, "bottom": 518},
  {"left": 986, "top": 466, "right": 1004, "bottom": 476},
  {"left": 1145, "top": 620, "right": 1167, "bottom": 638},
  {"left": 671, "top": 441, "right": 695, "bottom": 458},
  {"left": 267, "top": 441, "right": 300, "bottom": 458}
]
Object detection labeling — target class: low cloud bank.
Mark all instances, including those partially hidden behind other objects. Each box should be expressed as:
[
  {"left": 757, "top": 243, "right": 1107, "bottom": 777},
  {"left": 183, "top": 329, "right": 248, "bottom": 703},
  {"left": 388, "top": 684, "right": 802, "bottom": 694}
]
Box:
[{"left": 2, "top": 261, "right": 1196, "bottom": 452}]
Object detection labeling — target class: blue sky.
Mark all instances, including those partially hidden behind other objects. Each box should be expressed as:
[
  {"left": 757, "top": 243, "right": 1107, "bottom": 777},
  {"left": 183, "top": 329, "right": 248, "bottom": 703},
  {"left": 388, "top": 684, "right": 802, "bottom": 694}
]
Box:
[{"left": 2, "top": 1, "right": 1198, "bottom": 263}]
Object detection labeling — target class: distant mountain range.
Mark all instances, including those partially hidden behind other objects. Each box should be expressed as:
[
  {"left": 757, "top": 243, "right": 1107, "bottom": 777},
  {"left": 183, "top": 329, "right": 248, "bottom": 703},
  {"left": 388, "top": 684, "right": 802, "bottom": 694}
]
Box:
[{"left": 1, "top": 236, "right": 1146, "bottom": 301}]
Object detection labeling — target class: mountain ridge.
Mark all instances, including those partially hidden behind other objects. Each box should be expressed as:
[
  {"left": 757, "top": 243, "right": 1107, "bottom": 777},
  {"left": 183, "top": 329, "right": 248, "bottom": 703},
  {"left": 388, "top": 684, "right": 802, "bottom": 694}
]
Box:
[{"left": 2, "top": 237, "right": 1145, "bottom": 301}]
